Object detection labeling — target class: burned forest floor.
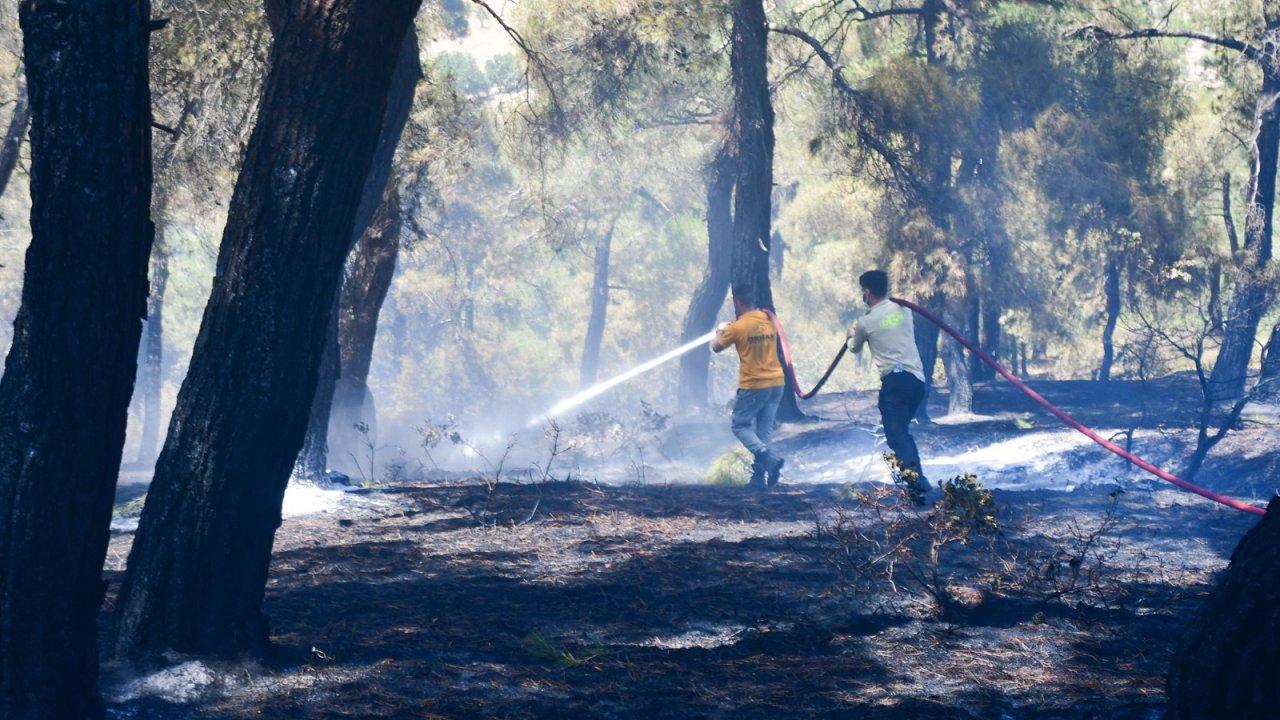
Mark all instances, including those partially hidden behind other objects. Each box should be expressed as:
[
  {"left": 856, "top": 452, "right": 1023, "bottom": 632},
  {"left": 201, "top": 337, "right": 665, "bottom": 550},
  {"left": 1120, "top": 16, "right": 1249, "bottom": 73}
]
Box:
[{"left": 103, "top": 377, "right": 1278, "bottom": 719}]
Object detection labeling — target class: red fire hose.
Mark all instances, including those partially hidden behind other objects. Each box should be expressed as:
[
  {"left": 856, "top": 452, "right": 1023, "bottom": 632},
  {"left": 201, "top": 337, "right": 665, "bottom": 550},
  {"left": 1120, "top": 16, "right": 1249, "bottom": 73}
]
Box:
[{"left": 765, "top": 301, "right": 1267, "bottom": 517}]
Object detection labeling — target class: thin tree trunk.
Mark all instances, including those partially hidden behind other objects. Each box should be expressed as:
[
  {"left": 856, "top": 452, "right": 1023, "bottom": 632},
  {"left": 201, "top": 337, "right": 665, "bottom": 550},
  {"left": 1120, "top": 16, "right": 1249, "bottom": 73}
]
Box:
[
  {"left": 1257, "top": 321, "right": 1280, "bottom": 401},
  {"left": 677, "top": 144, "right": 735, "bottom": 407},
  {"left": 136, "top": 239, "right": 169, "bottom": 465},
  {"left": 1208, "top": 68, "right": 1280, "bottom": 401},
  {"left": 112, "top": 0, "right": 422, "bottom": 661},
  {"left": 0, "top": 3, "right": 153, "bottom": 717},
  {"left": 580, "top": 213, "right": 619, "bottom": 387},
  {"left": 1222, "top": 171, "right": 1240, "bottom": 256},
  {"left": 978, "top": 297, "right": 1000, "bottom": 382},
  {"left": 293, "top": 27, "right": 420, "bottom": 482},
  {"left": 331, "top": 184, "right": 404, "bottom": 449},
  {"left": 1099, "top": 254, "right": 1121, "bottom": 382},
  {"left": 966, "top": 291, "right": 982, "bottom": 383},
  {"left": 0, "top": 74, "right": 30, "bottom": 201}
]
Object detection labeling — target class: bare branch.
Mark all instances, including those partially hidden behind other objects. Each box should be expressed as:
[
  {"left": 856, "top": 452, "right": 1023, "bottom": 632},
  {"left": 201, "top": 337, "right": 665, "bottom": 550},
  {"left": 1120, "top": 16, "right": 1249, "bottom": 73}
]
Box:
[
  {"left": 1071, "top": 25, "right": 1260, "bottom": 61},
  {"left": 468, "top": 0, "right": 564, "bottom": 123},
  {"left": 767, "top": 23, "right": 927, "bottom": 199}
]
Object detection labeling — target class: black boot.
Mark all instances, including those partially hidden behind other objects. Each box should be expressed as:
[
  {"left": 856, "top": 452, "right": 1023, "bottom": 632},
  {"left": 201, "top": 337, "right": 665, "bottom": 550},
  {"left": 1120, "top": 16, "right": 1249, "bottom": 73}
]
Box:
[
  {"left": 747, "top": 456, "right": 766, "bottom": 490},
  {"left": 765, "top": 453, "right": 784, "bottom": 487}
]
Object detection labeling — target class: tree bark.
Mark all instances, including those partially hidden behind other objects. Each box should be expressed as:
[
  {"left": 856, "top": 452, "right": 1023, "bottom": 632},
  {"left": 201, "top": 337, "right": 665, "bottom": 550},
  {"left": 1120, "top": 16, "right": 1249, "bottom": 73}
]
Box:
[
  {"left": 293, "top": 301, "right": 340, "bottom": 484},
  {"left": 0, "top": 74, "right": 30, "bottom": 201},
  {"left": 1098, "top": 253, "right": 1121, "bottom": 382},
  {"left": 293, "top": 27, "right": 420, "bottom": 482},
  {"left": 727, "top": 0, "right": 812, "bottom": 421},
  {"left": 1167, "top": 499, "right": 1280, "bottom": 720},
  {"left": 728, "top": 0, "right": 774, "bottom": 311},
  {"left": 677, "top": 144, "right": 735, "bottom": 407},
  {"left": 0, "top": 2, "right": 153, "bottom": 717},
  {"left": 1208, "top": 64, "right": 1280, "bottom": 401},
  {"left": 112, "top": 0, "right": 422, "bottom": 661},
  {"left": 580, "top": 213, "right": 620, "bottom": 387},
  {"left": 135, "top": 239, "right": 169, "bottom": 465},
  {"left": 942, "top": 311, "right": 973, "bottom": 415},
  {"left": 914, "top": 309, "right": 940, "bottom": 423},
  {"left": 977, "top": 296, "right": 1000, "bottom": 382},
  {"left": 331, "top": 184, "right": 404, "bottom": 452},
  {"left": 1258, "top": 321, "right": 1280, "bottom": 401}
]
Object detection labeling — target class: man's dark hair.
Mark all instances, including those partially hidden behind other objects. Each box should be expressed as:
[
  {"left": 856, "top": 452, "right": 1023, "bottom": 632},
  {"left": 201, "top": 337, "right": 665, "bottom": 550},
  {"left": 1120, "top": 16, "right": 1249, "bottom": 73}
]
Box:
[
  {"left": 732, "top": 284, "right": 757, "bottom": 307},
  {"left": 859, "top": 270, "right": 889, "bottom": 298}
]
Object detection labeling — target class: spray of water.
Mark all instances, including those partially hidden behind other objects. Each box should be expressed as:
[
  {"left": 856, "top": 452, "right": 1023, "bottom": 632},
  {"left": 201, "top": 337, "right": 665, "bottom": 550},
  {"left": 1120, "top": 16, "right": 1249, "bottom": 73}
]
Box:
[{"left": 530, "top": 330, "right": 718, "bottom": 426}]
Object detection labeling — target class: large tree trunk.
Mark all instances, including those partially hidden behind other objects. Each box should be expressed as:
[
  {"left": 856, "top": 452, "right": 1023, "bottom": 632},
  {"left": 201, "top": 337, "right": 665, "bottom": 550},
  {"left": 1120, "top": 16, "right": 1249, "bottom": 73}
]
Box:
[
  {"left": 0, "top": 3, "right": 153, "bottom": 718},
  {"left": 293, "top": 302, "right": 340, "bottom": 484},
  {"left": 111, "top": 0, "right": 422, "bottom": 661},
  {"left": 942, "top": 311, "right": 973, "bottom": 416},
  {"left": 1167, "top": 499, "right": 1280, "bottom": 720},
  {"left": 727, "top": 0, "right": 811, "bottom": 421},
  {"left": 135, "top": 239, "right": 169, "bottom": 465},
  {"left": 914, "top": 308, "right": 940, "bottom": 424},
  {"left": 580, "top": 213, "right": 619, "bottom": 387},
  {"left": 677, "top": 145, "right": 735, "bottom": 407},
  {"left": 0, "top": 73, "right": 30, "bottom": 201},
  {"left": 293, "top": 27, "right": 420, "bottom": 482},
  {"left": 1098, "top": 253, "right": 1121, "bottom": 382},
  {"left": 330, "top": 184, "right": 404, "bottom": 458},
  {"left": 1208, "top": 68, "right": 1279, "bottom": 401},
  {"left": 727, "top": 0, "right": 774, "bottom": 311}
]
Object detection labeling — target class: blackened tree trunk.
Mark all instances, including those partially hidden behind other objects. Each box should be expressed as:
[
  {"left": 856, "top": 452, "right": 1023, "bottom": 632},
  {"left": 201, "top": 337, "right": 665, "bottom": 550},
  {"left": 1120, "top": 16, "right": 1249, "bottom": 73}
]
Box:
[
  {"left": 942, "top": 312, "right": 973, "bottom": 415},
  {"left": 977, "top": 297, "right": 1000, "bottom": 382},
  {"left": 1167, "top": 499, "right": 1280, "bottom": 720},
  {"left": 0, "top": 3, "right": 153, "bottom": 717},
  {"left": 728, "top": 0, "right": 811, "bottom": 421},
  {"left": 1208, "top": 64, "right": 1279, "bottom": 400},
  {"left": 580, "top": 213, "right": 619, "bottom": 387},
  {"left": 0, "top": 74, "right": 30, "bottom": 200},
  {"left": 677, "top": 145, "right": 735, "bottom": 407},
  {"left": 112, "top": 0, "right": 422, "bottom": 661},
  {"left": 331, "top": 184, "right": 404, "bottom": 446},
  {"left": 914, "top": 309, "right": 940, "bottom": 423},
  {"left": 135, "top": 240, "right": 169, "bottom": 465},
  {"left": 293, "top": 27, "right": 420, "bottom": 483},
  {"left": 727, "top": 0, "right": 774, "bottom": 311},
  {"left": 1098, "top": 253, "right": 1122, "bottom": 382},
  {"left": 293, "top": 302, "right": 340, "bottom": 484},
  {"left": 1258, "top": 322, "right": 1280, "bottom": 401}
]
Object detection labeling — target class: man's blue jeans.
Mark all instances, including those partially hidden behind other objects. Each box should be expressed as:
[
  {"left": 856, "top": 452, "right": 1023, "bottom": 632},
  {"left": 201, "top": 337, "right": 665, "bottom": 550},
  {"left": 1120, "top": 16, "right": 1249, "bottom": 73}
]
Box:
[{"left": 732, "top": 385, "right": 784, "bottom": 458}]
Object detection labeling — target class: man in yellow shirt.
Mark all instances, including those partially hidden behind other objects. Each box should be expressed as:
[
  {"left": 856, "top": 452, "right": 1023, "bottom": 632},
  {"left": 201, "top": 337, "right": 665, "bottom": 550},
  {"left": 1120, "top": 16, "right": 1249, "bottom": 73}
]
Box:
[
  {"left": 712, "top": 285, "right": 786, "bottom": 489},
  {"left": 847, "top": 270, "right": 930, "bottom": 502}
]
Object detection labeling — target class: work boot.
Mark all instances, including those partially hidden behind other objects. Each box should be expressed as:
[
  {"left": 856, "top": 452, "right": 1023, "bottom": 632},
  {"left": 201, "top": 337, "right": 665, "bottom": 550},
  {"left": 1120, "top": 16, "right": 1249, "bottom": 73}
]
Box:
[
  {"left": 746, "top": 457, "right": 766, "bottom": 490},
  {"left": 765, "top": 453, "right": 784, "bottom": 487}
]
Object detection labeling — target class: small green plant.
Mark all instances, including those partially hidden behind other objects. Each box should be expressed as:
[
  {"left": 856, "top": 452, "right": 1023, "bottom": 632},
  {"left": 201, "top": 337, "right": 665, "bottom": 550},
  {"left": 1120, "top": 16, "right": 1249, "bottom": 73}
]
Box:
[
  {"left": 113, "top": 494, "right": 148, "bottom": 520},
  {"left": 704, "top": 448, "right": 754, "bottom": 486},
  {"left": 885, "top": 453, "right": 929, "bottom": 506},
  {"left": 521, "top": 633, "right": 606, "bottom": 668}
]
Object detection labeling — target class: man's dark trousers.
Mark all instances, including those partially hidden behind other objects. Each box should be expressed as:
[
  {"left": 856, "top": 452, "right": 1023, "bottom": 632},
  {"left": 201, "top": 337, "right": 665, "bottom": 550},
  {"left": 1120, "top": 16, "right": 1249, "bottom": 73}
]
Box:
[{"left": 878, "top": 370, "right": 926, "bottom": 477}]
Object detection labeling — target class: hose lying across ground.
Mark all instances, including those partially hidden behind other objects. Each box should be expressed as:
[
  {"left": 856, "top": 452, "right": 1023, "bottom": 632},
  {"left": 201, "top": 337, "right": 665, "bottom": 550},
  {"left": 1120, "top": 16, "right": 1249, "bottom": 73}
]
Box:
[{"left": 765, "top": 300, "right": 1267, "bottom": 517}]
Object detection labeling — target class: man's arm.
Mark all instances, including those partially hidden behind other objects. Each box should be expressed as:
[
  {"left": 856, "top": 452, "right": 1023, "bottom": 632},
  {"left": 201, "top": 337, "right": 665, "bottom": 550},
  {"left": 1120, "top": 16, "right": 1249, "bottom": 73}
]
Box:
[
  {"left": 712, "top": 322, "right": 734, "bottom": 353},
  {"left": 846, "top": 318, "right": 868, "bottom": 354}
]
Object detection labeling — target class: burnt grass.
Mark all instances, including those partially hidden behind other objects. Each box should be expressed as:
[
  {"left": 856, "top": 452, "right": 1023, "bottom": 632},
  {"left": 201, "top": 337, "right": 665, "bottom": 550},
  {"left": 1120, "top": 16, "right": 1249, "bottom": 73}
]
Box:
[
  {"left": 102, "top": 479, "right": 1257, "bottom": 719},
  {"left": 100, "top": 378, "right": 1273, "bottom": 719}
]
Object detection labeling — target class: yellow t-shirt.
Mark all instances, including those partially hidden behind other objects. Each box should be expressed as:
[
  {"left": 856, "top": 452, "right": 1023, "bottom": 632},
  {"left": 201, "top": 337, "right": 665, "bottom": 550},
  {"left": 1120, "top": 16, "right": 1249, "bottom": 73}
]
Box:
[{"left": 722, "top": 310, "right": 785, "bottom": 389}]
